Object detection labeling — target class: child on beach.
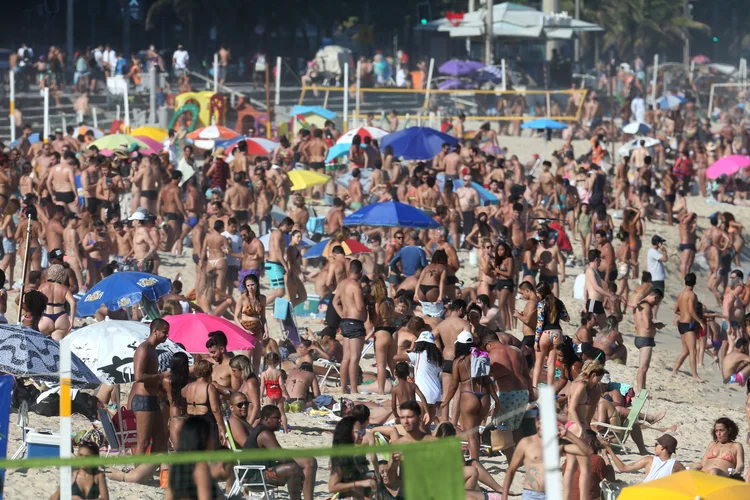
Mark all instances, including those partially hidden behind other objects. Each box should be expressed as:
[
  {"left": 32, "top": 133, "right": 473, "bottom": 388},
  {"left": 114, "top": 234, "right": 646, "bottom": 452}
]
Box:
[
  {"left": 390, "top": 361, "right": 429, "bottom": 425},
  {"left": 260, "top": 352, "right": 290, "bottom": 433}
]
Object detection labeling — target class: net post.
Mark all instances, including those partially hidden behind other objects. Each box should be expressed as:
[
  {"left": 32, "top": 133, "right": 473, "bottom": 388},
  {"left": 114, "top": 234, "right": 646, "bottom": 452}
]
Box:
[{"left": 59, "top": 336, "right": 73, "bottom": 500}]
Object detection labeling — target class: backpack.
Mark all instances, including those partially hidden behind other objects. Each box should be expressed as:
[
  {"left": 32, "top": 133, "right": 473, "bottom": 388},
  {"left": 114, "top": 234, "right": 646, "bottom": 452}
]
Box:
[{"left": 470, "top": 348, "right": 491, "bottom": 378}]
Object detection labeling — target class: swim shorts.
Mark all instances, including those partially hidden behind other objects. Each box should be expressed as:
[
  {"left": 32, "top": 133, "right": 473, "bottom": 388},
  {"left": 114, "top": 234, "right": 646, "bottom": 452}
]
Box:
[
  {"left": 677, "top": 322, "right": 697, "bottom": 335},
  {"left": 132, "top": 394, "right": 160, "bottom": 412},
  {"left": 340, "top": 318, "right": 366, "bottom": 339},
  {"left": 495, "top": 389, "right": 529, "bottom": 431},
  {"left": 443, "top": 359, "right": 454, "bottom": 374},
  {"left": 634, "top": 337, "right": 656, "bottom": 349},
  {"left": 420, "top": 301, "right": 445, "bottom": 318},
  {"left": 585, "top": 299, "right": 605, "bottom": 314},
  {"left": 264, "top": 261, "right": 285, "bottom": 289},
  {"left": 522, "top": 490, "right": 547, "bottom": 500}
]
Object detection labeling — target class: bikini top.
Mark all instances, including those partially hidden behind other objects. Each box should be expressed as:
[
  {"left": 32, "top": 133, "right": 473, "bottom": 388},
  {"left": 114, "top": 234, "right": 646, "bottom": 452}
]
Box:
[
  {"left": 189, "top": 384, "right": 212, "bottom": 409},
  {"left": 243, "top": 298, "right": 263, "bottom": 318},
  {"left": 707, "top": 444, "right": 736, "bottom": 464},
  {"left": 71, "top": 472, "right": 100, "bottom": 499}
]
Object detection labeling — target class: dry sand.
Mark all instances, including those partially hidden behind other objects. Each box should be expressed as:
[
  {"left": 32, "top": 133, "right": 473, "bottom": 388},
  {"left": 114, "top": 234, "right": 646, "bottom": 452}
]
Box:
[{"left": 5, "top": 136, "right": 749, "bottom": 498}]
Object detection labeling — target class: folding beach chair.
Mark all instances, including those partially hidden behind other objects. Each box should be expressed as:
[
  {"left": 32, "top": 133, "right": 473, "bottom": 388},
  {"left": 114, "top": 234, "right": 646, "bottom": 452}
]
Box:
[
  {"left": 11, "top": 401, "right": 30, "bottom": 459},
  {"left": 223, "top": 416, "right": 273, "bottom": 499},
  {"left": 592, "top": 390, "right": 650, "bottom": 452},
  {"left": 316, "top": 359, "right": 341, "bottom": 387},
  {"left": 360, "top": 339, "right": 375, "bottom": 358},
  {"left": 98, "top": 409, "right": 137, "bottom": 457}
]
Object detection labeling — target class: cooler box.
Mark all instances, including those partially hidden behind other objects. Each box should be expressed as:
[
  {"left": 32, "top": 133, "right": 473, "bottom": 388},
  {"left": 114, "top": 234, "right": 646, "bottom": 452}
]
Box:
[
  {"left": 294, "top": 294, "right": 322, "bottom": 317},
  {"left": 27, "top": 431, "right": 61, "bottom": 458}
]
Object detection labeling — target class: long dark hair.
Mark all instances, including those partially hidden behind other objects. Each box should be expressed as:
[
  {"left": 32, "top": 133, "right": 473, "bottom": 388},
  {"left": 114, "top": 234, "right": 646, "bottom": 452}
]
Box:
[
  {"left": 169, "top": 417, "right": 212, "bottom": 497},
  {"left": 414, "top": 339, "right": 444, "bottom": 367},
  {"left": 243, "top": 273, "right": 261, "bottom": 299},
  {"left": 169, "top": 352, "right": 190, "bottom": 408},
  {"left": 455, "top": 341, "right": 473, "bottom": 359},
  {"left": 537, "top": 281, "right": 558, "bottom": 324},
  {"left": 330, "top": 416, "right": 367, "bottom": 474}
]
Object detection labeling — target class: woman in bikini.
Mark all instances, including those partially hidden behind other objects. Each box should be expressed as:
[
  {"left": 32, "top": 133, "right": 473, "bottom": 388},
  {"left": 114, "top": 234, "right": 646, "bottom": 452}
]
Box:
[
  {"left": 348, "top": 135, "right": 365, "bottom": 168},
  {"left": 614, "top": 229, "right": 632, "bottom": 303},
  {"left": 38, "top": 264, "right": 76, "bottom": 341},
  {"left": 465, "top": 213, "right": 496, "bottom": 249},
  {"left": 441, "top": 332, "right": 501, "bottom": 462},
  {"left": 234, "top": 273, "right": 268, "bottom": 374},
  {"left": 200, "top": 222, "right": 229, "bottom": 292},
  {"left": 196, "top": 270, "right": 234, "bottom": 318},
  {"left": 50, "top": 442, "right": 109, "bottom": 500},
  {"left": 693, "top": 417, "right": 744, "bottom": 476},
  {"left": 532, "top": 281, "right": 570, "bottom": 389},
  {"left": 593, "top": 315, "right": 627, "bottom": 364},
  {"left": 182, "top": 359, "right": 226, "bottom": 447},
  {"left": 229, "top": 354, "right": 261, "bottom": 426},
  {"left": 494, "top": 242, "right": 515, "bottom": 332},
  {"left": 476, "top": 239, "right": 497, "bottom": 305},
  {"left": 260, "top": 352, "right": 290, "bottom": 433},
  {"left": 415, "top": 250, "right": 448, "bottom": 324},
  {"left": 370, "top": 279, "right": 397, "bottom": 395},
  {"left": 621, "top": 208, "right": 643, "bottom": 278},
  {"left": 562, "top": 360, "right": 604, "bottom": 500},
  {"left": 162, "top": 352, "right": 189, "bottom": 451},
  {"left": 577, "top": 202, "right": 592, "bottom": 262},
  {"left": 0, "top": 199, "right": 19, "bottom": 286},
  {"left": 590, "top": 205, "right": 613, "bottom": 242},
  {"left": 285, "top": 230, "right": 307, "bottom": 307},
  {"left": 441, "top": 179, "right": 463, "bottom": 249}
]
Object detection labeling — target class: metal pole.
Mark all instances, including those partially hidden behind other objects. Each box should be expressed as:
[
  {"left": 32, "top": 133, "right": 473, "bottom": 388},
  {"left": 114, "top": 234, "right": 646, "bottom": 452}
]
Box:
[
  {"left": 17, "top": 214, "right": 32, "bottom": 323},
  {"left": 484, "top": 0, "right": 494, "bottom": 65},
  {"left": 539, "top": 385, "right": 562, "bottom": 500},
  {"left": 343, "top": 62, "right": 349, "bottom": 132},
  {"left": 116, "top": 104, "right": 121, "bottom": 123},
  {"left": 424, "top": 58, "right": 434, "bottom": 109},
  {"left": 66, "top": 0, "right": 74, "bottom": 68},
  {"left": 213, "top": 53, "right": 219, "bottom": 93},
  {"left": 265, "top": 63, "right": 271, "bottom": 139},
  {"left": 149, "top": 66, "right": 156, "bottom": 125},
  {"left": 323, "top": 89, "right": 330, "bottom": 109},
  {"left": 92, "top": 106, "right": 98, "bottom": 128},
  {"left": 123, "top": 82, "right": 130, "bottom": 133},
  {"left": 574, "top": 0, "right": 581, "bottom": 63},
  {"left": 683, "top": 1, "right": 691, "bottom": 65},
  {"left": 59, "top": 335, "right": 73, "bottom": 500},
  {"left": 274, "top": 56, "right": 282, "bottom": 106},
  {"left": 43, "top": 88, "right": 50, "bottom": 142},
  {"left": 708, "top": 85, "right": 715, "bottom": 121},
  {"left": 689, "top": 60, "right": 695, "bottom": 83},
  {"left": 651, "top": 54, "right": 659, "bottom": 107},
  {"left": 77, "top": 110, "right": 83, "bottom": 124},
  {"left": 9, "top": 71, "right": 15, "bottom": 143},
  {"left": 501, "top": 58, "right": 507, "bottom": 91},
  {"left": 355, "top": 60, "right": 361, "bottom": 127},
  {"left": 61, "top": 114, "right": 66, "bottom": 134}
]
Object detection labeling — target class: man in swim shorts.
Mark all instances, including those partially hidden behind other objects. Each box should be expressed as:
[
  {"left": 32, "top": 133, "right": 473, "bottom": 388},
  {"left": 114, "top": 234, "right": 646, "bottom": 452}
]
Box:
[
  {"left": 332, "top": 259, "right": 368, "bottom": 394},
  {"left": 634, "top": 289, "right": 664, "bottom": 393},
  {"left": 238, "top": 225, "right": 265, "bottom": 292},
  {"left": 721, "top": 338, "right": 750, "bottom": 384},
  {"left": 264, "top": 217, "right": 293, "bottom": 303}
]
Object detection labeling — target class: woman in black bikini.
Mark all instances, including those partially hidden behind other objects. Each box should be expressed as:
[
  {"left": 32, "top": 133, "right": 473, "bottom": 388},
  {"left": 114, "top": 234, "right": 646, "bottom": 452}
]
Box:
[
  {"left": 38, "top": 264, "right": 77, "bottom": 341},
  {"left": 50, "top": 441, "right": 109, "bottom": 499},
  {"left": 162, "top": 352, "right": 190, "bottom": 450},
  {"left": 370, "top": 279, "right": 397, "bottom": 395},
  {"left": 182, "top": 360, "right": 226, "bottom": 448},
  {"left": 441, "top": 332, "right": 501, "bottom": 462},
  {"left": 415, "top": 250, "right": 448, "bottom": 325},
  {"left": 494, "top": 242, "right": 515, "bottom": 332},
  {"left": 168, "top": 416, "right": 227, "bottom": 500}
]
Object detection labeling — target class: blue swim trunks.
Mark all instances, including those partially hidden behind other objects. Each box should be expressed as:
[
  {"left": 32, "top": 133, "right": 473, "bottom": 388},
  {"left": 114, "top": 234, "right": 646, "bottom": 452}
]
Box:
[{"left": 264, "top": 261, "right": 286, "bottom": 289}]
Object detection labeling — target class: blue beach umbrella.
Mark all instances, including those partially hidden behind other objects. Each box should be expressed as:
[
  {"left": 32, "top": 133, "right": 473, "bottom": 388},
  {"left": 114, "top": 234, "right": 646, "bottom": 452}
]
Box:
[
  {"left": 436, "top": 176, "right": 499, "bottom": 206},
  {"left": 326, "top": 143, "right": 351, "bottom": 163},
  {"left": 656, "top": 94, "right": 687, "bottom": 110},
  {"left": 77, "top": 272, "right": 172, "bottom": 317},
  {"left": 344, "top": 201, "right": 440, "bottom": 229},
  {"left": 380, "top": 127, "right": 459, "bottom": 161},
  {"left": 520, "top": 118, "right": 568, "bottom": 130}
]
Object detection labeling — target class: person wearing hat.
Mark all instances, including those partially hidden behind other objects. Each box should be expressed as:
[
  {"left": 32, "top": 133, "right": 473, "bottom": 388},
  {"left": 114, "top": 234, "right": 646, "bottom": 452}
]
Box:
[
  {"left": 603, "top": 434, "right": 684, "bottom": 482},
  {"left": 128, "top": 209, "right": 157, "bottom": 274},
  {"left": 393, "top": 331, "right": 443, "bottom": 426},
  {"left": 647, "top": 235, "right": 668, "bottom": 295},
  {"left": 206, "top": 147, "right": 230, "bottom": 193}
]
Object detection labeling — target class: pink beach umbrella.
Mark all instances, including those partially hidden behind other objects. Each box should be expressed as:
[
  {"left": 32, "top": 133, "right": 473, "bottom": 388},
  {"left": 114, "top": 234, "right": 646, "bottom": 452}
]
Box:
[
  {"left": 164, "top": 313, "right": 256, "bottom": 353},
  {"left": 706, "top": 155, "right": 750, "bottom": 179},
  {"left": 134, "top": 135, "right": 164, "bottom": 154}
]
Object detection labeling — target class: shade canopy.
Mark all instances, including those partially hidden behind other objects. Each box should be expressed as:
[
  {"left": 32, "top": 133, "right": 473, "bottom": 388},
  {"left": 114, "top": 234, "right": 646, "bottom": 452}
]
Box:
[
  {"left": 77, "top": 272, "right": 172, "bottom": 317},
  {"left": 380, "top": 127, "right": 459, "bottom": 161},
  {"left": 344, "top": 201, "right": 440, "bottom": 229}
]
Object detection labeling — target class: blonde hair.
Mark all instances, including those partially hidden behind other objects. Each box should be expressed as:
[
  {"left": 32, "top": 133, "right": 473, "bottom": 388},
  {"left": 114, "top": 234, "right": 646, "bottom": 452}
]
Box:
[
  {"left": 577, "top": 360, "right": 605, "bottom": 382},
  {"left": 162, "top": 299, "right": 183, "bottom": 316},
  {"left": 229, "top": 355, "right": 253, "bottom": 380},
  {"left": 47, "top": 264, "right": 67, "bottom": 284}
]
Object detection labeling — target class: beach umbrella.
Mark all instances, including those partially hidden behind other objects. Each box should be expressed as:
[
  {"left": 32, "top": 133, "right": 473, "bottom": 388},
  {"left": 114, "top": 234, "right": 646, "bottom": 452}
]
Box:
[
  {"left": 473, "top": 66, "right": 503, "bottom": 83},
  {"left": 617, "top": 469, "right": 750, "bottom": 500},
  {"left": 77, "top": 272, "right": 172, "bottom": 317},
  {"left": 438, "top": 59, "right": 485, "bottom": 76},
  {"left": 304, "top": 238, "right": 372, "bottom": 259},
  {"left": 336, "top": 126, "right": 388, "bottom": 145},
  {"left": 68, "top": 320, "right": 192, "bottom": 384},
  {"left": 436, "top": 177, "right": 499, "bottom": 206},
  {"left": 163, "top": 313, "right": 256, "bottom": 353},
  {"left": 74, "top": 125, "right": 104, "bottom": 139},
  {"left": 617, "top": 137, "right": 661, "bottom": 158},
  {"left": 656, "top": 94, "right": 687, "bottom": 110},
  {"left": 134, "top": 135, "right": 164, "bottom": 154},
  {"left": 9, "top": 133, "right": 41, "bottom": 148},
  {"left": 622, "top": 122, "right": 651, "bottom": 135},
  {"left": 89, "top": 134, "right": 149, "bottom": 151},
  {"left": 326, "top": 143, "right": 351, "bottom": 163},
  {"left": 288, "top": 170, "right": 331, "bottom": 191},
  {"left": 131, "top": 126, "right": 168, "bottom": 142},
  {"left": 187, "top": 125, "right": 240, "bottom": 141},
  {"left": 438, "top": 78, "right": 468, "bottom": 90},
  {"left": 268, "top": 205, "right": 290, "bottom": 226},
  {"left": 258, "top": 233, "right": 314, "bottom": 251},
  {"left": 0, "top": 324, "right": 99, "bottom": 387},
  {"left": 706, "top": 154, "right": 750, "bottom": 179},
  {"left": 344, "top": 201, "right": 439, "bottom": 229},
  {"left": 221, "top": 137, "right": 279, "bottom": 155},
  {"left": 336, "top": 169, "right": 373, "bottom": 192},
  {"left": 380, "top": 127, "right": 459, "bottom": 161},
  {"left": 520, "top": 118, "right": 568, "bottom": 130}
]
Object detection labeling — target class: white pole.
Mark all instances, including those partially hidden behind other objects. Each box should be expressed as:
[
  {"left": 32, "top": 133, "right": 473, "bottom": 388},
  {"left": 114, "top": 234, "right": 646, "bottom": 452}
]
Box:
[
  {"left": 689, "top": 60, "right": 695, "bottom": 83},
  {"left": 501, "top": 58, "right": 507, "bottom": 91},
  {"left": 539, "top": 385, "right": 562, "bottom": 500},
  {"left": 424, "top": 58, "right": 435, "bottom": 109},
  {"left": 43, "top": 87, "right": 50, "bottom": 141},
  {"left": 651, "top": 54, "right": 659, "bottom": 107},
  {"left": 213, "top": 53, "right": 219, "bottom": 93},
  {"left": 59, "top": 336, "right": 73, "bottom": 500},
  {"left": 417, "top": 112, "right": 422, "bottom": 126},
  {"left": 124, "top": 81, "right": 130, "bottom": 132},
  {"left": 92, "top": 107, "right": 98, "bottom": 129},
  {"left": 274, "top": 56, "right": 282, "bottom": 106},
  {"left": 61, "top": 114, "right": 66, "bottom": 134},
  {"left": 708, "top": 85, "right": 715, "bottom": 122},
  {"left": 355, "top": 60, "right": 361, "bottom": 128},
  {"left": 116, "top": 104, "right": 121, "bottom": 122},
  {"left": 77, "top": 110, "right": 83, "bottom": 124},
  {"left": 343, "top": 62, "right": 349, "bottom": 133},
  {"left": 9, "top": 71, "right": 15, "bottom": 143},
  {"left": 149, "top": 66, "right": 157, "bottom": 125}
]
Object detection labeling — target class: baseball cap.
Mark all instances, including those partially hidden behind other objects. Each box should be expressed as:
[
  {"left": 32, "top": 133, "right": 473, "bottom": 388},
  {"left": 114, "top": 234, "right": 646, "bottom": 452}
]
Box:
[
  {"left": 651, "top": 235, "right": 665, "bottom": 246},
  {"left": 438, "top": 227, "right": 449, "bottom": 237},
  {"left": 128, "top": 208, "right": 148, "bottom": 221},
  {"left": 456, "top": 330, "right": 474, "bottom": 344},
  {"left": 49, "top": 248, "right": 65, "bottom": 261},
  {"left": 655, "top": 434, "right": 677, "bottom": 454},
  {"left": 417, "top": 331, "right": 435, "bottom": 344}
]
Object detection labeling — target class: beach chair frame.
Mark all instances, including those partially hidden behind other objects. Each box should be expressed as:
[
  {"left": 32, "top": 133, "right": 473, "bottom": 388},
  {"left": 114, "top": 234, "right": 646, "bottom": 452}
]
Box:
[
  {"left": 592, "top": 390, "right": 650, "bottom": 452},
  {"left": 316, "top": 359, "right": 342, "bottom": 387},
  {"left": 11, "top": 400, "right": 30, "bottom": 460},
  {"left": 98, "top": 409, "right": 137, "bottom": 458},
  {"left": 223, "top": 417, "right": 273, "bottom": 499}
]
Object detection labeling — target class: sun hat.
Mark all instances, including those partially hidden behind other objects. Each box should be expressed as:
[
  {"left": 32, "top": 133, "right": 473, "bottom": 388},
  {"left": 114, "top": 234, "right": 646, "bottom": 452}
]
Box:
[{"left": 417, "top": 331, "right": 435, "bottom": 344}]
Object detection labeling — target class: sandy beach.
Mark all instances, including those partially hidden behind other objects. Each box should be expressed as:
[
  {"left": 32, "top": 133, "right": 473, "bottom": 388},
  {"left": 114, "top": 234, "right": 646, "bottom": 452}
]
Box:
[{"left": 4, "top": 135, "right": 749, "bottom": 498}]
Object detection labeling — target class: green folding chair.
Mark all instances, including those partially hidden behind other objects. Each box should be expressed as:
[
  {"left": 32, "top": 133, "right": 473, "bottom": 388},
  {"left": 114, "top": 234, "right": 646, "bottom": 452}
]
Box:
[{"left": 593, "top": 389, "right": 650, "bottom": 452}]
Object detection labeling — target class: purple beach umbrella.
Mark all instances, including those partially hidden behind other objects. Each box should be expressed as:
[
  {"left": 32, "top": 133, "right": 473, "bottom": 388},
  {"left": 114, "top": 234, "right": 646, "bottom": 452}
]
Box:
[{"left": 438, "top": 59, "right": 485, "bottom": 76}]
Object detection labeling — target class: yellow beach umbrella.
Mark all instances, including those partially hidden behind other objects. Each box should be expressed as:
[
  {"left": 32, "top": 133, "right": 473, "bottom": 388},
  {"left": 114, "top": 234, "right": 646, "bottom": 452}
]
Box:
[
  {"left": 288, "top": 170, "right": 330, "bottom": 191},
  {"left": 618, "top": 470, "right": 750, "bottom": 500},
  {"left": 131, "top": 126, "right": 168, "bottom": 142},
  {"left": 88, "top": 134, "right": 149, "bottom": 151}
]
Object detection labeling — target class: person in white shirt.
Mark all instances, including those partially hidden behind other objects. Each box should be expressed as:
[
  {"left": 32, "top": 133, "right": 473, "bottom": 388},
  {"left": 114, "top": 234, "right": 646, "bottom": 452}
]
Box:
[
  {"left": 172, "top": 44, "right": 189, "bottom": 78},
  {"left": 101, "top": 44, "right": 116, "bottom": 77},
  {"left": 647, "top": 235, "right": 668, "bottom": 294},
  {"left": 221, "top": 217, "right": 242, "bottom": 296},
  {"left": 603, "top": 434, "right": 685, "bottom": 482},
  {"left": 631, "top": 95, "right": 646, "bottom": 124}
]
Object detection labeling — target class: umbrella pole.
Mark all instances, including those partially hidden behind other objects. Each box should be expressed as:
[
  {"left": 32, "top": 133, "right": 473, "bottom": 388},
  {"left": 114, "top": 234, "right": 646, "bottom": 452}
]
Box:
[
  {"left": 16, "top": 214, "right": 33, "bottom": 324},
  {"left": 116, "top": 385, "right": 124, "bottom": 453}
]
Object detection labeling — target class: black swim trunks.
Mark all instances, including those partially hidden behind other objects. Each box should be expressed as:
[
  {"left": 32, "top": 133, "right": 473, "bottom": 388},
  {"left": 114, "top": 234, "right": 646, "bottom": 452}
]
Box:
[
  {"left": 677, "top": 322, "right": 697, "bottom": 335},
  {"left": 539, "top": 274, "right": 559, "bottom": 285},
  {"left": 585, "top": 299, "right": 605, "bottom": 314},
  {"left": 54, "top": 191, "right": 76, "bottom": 204},
  {"left": 665, "top": 193, "right": 676, "bottom": 203},
  {"left": 340, "top": 318, "right": 367, "bottom": 339},
  {"left": 495, "top": 279, "right": 515, "bottom": 291},
  {"left": 678, "top": 243, "right": 696, "bottom": 252},
  {"left": 634, "top": 337, "right": 656, "bottom": 349},
  {"left": 132, "top": 394, "right": 160, "bottom": 412},
  {"left": 141, "top": 190, "right": 158, "bottom": 201},
  {"left": 310, "top": 162, "right": 325, "bottom": 171},
  {"left": 442, "top": 359, "right": 454, "bottom": 374}
]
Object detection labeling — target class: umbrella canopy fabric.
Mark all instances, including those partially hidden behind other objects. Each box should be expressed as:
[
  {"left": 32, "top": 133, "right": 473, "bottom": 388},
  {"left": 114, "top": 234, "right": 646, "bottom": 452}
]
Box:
[
  {"left": 304, "top": 238, "right": 372, "bottom": 259},
  {"left": 438, "top": 59, "right": 485, "bottom": 76},
  {"left": 473, "top": 66, "right": 503, "bottom": 83},
  {"left": 344, "top": 201, "right": 440, "bottom": 229},
  {"left": 77, "top": 272, "right": 172, "bottom": 317},
  {"left": 0, "top": 324, "right": 99, "bottom": 387},
  {"left": 380, "top": 127, "right": 459, "bottom": 161},
  {"left": 622, "top": 122, "right": 652, "bottom": 135},
  {"left": 131, "top": 126, "right": 168, "bottom": 142},
  {"left": 187, "top": 125, "right": 240, "bottom": 141},
  {"left": 618, "top": 137, "right": 661, "bottom": 158},
  {"left": 656, "top": 94, "right": 687, "bottom": 110},
  {"left": 336, "top": 169, "right": 373, "bottom": 192},
  {"left": 618, "top": 469, "right": 750, "bottom": 500},
  {"left": 68, "top": 320, "right": 192, "bottom": 384},
  {"left": 437, "top": 177, "right": 499, "bottom": 206},
  {"left": 707, "top": 154, "right": 750, "bottom": 179},
  {"left": 164, "top": 313, "right": 256, "bottom": 353},
  {"left": 326, "top": 143, "right": 351, "bottom": 163},
  {"left": 336, "top": 127, "right": 389, "bottom": 145},
  {"left": 520, "top": 118, "right": 568, "bottom": 130},
  {"left": 258, "top": 233, "right": 314, "bottom": 251},
  {"left": 134, "top": 136, "right": 164, "bottom": 154},
  {"left": 221, "top": 137, "right": 279, "bottom": 155},
  {"left": 74, "top": 125, "right": 104, "bottom": 139},
  {"left": 691, "top": 54, "right": 711, "bottom": 64},
  {"left": 438, "top": 78, "right": 469, "bottom": 90},
  {"left": 288, "top": 170, "right": 331, "bottom": 191},
  {"left": 89, "top": 134, "right": 149, "bottom": 151}
]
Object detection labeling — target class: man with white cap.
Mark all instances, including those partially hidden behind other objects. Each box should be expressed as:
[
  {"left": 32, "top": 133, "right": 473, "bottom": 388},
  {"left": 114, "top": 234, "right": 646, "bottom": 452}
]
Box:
[
  {"left": 129, "top": 209, "right": 157, "bottom": 273},
  {"left": 603, "top": 434, "right": 684, "bottom": 482}
]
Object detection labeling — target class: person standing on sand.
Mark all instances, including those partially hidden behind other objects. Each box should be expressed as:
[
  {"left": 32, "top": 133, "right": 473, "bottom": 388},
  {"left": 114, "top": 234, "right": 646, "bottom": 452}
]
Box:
[
  {"left": 206, "top": 331, "right": 234, "bottom": 394},
  {"left": 647, "top": 235, "right": 668, "bottom": 296},
  {"left": 132, "top": 318, "right": 170, "bottom": 456},
  {"left": 678, "top": 212, "right": 698, "bottom": 279},
  {"left": 265, "top": 217, "right": 293, "bottom": 304},
  {"left": 722, "top": 270, "right": 746, "bottom": 356},
  {"left": 584, "top": 250, "right": 617, "bottom": 329},
  {"left": 671, "top": 273, "right": 707, "bottom": 383},
  {"left": 332, "top": 259, "right": 368, "bottom": 394},
  {"left": 634, "top": 289, "right": 665, "bottom": 393}
]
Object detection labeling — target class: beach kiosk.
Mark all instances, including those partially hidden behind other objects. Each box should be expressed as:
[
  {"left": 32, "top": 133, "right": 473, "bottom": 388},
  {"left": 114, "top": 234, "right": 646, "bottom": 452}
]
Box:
[{"left": 291, "top": 105, "right": 337, "bottom": 135}]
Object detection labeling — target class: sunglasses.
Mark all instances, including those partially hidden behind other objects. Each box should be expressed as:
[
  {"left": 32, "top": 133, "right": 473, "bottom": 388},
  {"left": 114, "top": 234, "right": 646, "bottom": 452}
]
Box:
[
  {"left": 395, "top": 235, "right": 404, "bottom": 239},
  {"left": 234, "top": 401, "right": 250, "bottom": 408}
]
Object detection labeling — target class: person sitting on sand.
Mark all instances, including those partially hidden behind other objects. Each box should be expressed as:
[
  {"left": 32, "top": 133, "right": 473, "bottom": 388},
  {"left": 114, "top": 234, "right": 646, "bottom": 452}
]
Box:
[
  {"left": 328, "top": 416, "right": 377, "bottom": 498},
  {"left": 50, "top": 441, "right": 110, "bottom": 500},
  {"left": 722, "top": 338, "right": 750, "bottom": 385},
  {"left": 593, "top": 315, "right": 627, "bottom": 364},
  {"left": 285, "top": 362, "right": 321, "bottom": 410},
  {"left": 691, "top": 417, "right": 745, "bottom": 476},
  {"left": 227, "top": 391, "right": 254, "bottom": 447},
  {"left": 603, "top": 434, "right": 685, "bottom": 482}
]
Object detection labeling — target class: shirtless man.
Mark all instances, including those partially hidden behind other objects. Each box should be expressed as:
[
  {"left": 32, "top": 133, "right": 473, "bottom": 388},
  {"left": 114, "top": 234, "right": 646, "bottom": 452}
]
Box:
[
  {"left": 132, "top": 318, "right": 170, "bottom": 455},
  {"left": 347, "top": 168, "right": 364, "bottom": 210},
  {"left": 418, "top": 176, "right": 440, "bottom": 214},
  {"left": 230, "top": 141, "right": 250, "bottom": 177},
  {"left": 94, "top": 160, "right": 123, "bottom": 222},
  {"left": 536, "top": 229, "right": 566, "bottom": 298},
  {"left": 332, "top": 259, "right": 368, "bottom": 394},
  {"left": 722, "top": 270, "right": 746, "bottom": 356},
  {"left": 46, "top": 206, "right": 66, "bottom": 254},
  {"left": 265, "top": 217, "right": 293, "bottom": 303},
  {"left": 391, "top": 401, "right": 436, "bottom": 445},
  {"left": 671, "top": 273, "right": 706, "bottom": 383},
  {"left": 452, "top": 114, "right": 465, "bottom": 141},
  {"left": 46, "top": 151, "right": 79, "bottom": 213},
  {"left": 634, "top": 289, "right": 665, "bottom": 393},
  {"left": 111, "top": 220, "right": 134, "bottom": 263},
  {"left": 721, "top": 338, "right": 750, "bottom": 385},
  {"left": 678, "top": 212, "right": 698, "bottom": 279},
  {"left": 129, "top": 211, "right": 157, "bottom": 273},
  {"left": 201, "top": 219, "right": 230, "bottom": 292},
  {"left": 613, "top": 155, "right": 630, "bottom": 209},
  {"left": 157, "top": 171, "right": 188, "bottom": 254},
  {"left": 433, "top": 228, "right": 460, "bottom": 299},
  {"left": 443, "top": 144, "right": 464, "bottom": 180},
  {"left": 433, "top": 300, "right": 471, "bottom": 422},
  {"left": 514, "top": 281, "right": 540, "bottom": 368},
  {"left": 62, "top": 214, "right": 85, "bottom": 289},
  {"left": 80, "top": 155, "right": 100, "bottom": 214},
  {"left": 132, "top": 155, "right": 160, "bottom": 214},
  {"left": 238, "top": 225, "right": 265, "bottom": 293},
  {"left": 325, "top": 198, "right": 345, "bottom": 236},
  {"left": 595, "top": 230, "right": 616, "bottom": 284},
  {"left": 585, "top": 249, "right": 618, "bottom": 329},
  {"left": 457, "top": 174, "right": 480, "bottom": 245},
  {"left": 433, "top": 143, "right": 450, "bottom": 172},
  {"left": 285, "top": 362, "right": 321, "bottom": 406},
  {"left": 225, "top": 173, "right": 253, "bottom": 227},
  {"left": 207, "top": 331, "right": 234, "bottom": 394},
  {"left": 631, "top": 139, "right": 648, "bottom": 169},
  {"left": 81, "top": 219, "right": 111, "bottom": 285}
]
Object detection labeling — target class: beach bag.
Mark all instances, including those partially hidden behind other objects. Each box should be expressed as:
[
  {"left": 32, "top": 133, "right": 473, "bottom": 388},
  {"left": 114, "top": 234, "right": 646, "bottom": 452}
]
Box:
[
  {"left": 470, "top": 348, "right": 491, "bottom": 378},
  {"left": 112, "top": 407, "right": 137, "bottom": 436},
  {"left": 490, "top": 426, "right": 514, "bottom": 452}
]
